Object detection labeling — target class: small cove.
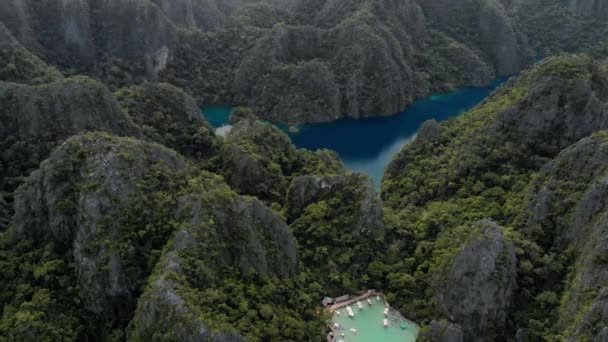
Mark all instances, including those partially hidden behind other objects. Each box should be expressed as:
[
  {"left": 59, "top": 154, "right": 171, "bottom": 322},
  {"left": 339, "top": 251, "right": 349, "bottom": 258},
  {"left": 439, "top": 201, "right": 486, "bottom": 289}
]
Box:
[{"left": 203, "top": 78, "right": 506, "bottom": 188}]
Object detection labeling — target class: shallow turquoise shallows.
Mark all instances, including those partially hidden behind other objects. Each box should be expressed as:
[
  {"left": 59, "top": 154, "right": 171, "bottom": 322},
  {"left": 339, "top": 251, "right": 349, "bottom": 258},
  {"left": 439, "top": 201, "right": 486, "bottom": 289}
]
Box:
[
  {"left": 202, "top": 78, "right": 506, "bottom": 188},
  {"left": 331, "top": 297, "right": 418, "bottom": 342},
  {"left": 202, "top": 105, "right": 233, "bottom": 128}
]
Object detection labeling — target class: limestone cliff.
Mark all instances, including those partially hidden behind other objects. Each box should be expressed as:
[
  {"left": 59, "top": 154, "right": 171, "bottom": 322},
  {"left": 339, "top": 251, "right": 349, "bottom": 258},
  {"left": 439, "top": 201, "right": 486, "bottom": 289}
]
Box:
[
  {"left": 0, "top": 0, "right": 532, "bottom": 124},
  {"left": 8, "top": 132, "right": 190, "bottom": 338},
  {"left": 434, "top": 220, "right": 517, "bottom": 340},
  {"left": 5, "top": 132, "right": 308, "bottom": 340},
  {"left": 524, "top": 133, "right": 608, "bottom": 340},
  {"left": 129, "top": 185, "right": 298, "bottom": 341}
]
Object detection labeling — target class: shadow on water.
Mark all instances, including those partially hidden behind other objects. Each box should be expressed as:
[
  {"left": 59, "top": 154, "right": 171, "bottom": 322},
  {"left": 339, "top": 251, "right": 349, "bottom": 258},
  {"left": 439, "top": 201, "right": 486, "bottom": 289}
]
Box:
[{"left": 202, "top": 77, "right": 506, "bottom": 189}]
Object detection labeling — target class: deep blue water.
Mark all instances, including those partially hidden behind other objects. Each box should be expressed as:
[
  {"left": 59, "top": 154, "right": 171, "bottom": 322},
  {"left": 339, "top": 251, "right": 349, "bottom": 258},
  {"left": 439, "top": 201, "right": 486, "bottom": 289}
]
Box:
[{"left": 202, "top": 78, "right": 506, "bottom": 188}]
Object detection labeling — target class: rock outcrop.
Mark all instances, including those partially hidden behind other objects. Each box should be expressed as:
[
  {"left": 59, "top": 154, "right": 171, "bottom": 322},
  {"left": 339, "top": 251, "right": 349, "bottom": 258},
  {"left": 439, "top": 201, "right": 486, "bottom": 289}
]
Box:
[
  {"left": 10, "top": 133, "right": 190, "bottom": 336},
  {"left": 129, "top": 185, "right": 298, "bottom": 341},
  {"left": 287, "top": 174, "right": 385, "bottom": 236},
  {"left": 494, "top": 55, "right": 608, "bottom": 158},
  {"left": 219, "top": 118, "right": 299, "bottom": 203},
  {"left": 0, "top": 0, "right": 177, "bottom": 85},
  {"left": 434, "top": 220, "right": 517, "bottom": 341},
  {"left": 512, "top": 0, "right": 608, "bottom": 58},
  {"left": 419, "top": 0, "right": 532, "bottom": 76},
  {"left": 0, "top": 192, "right": 8, "bottom": 230},
  {"left": 382, "top": 55, "right": 608, "bottom": 341}
]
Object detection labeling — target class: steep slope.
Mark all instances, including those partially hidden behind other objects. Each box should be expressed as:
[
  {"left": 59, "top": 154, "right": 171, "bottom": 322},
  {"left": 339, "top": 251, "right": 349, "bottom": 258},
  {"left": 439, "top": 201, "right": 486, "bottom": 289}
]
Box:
[
  {"left": 3, "top": 133, "right": 191, "bottom": 340},
  {"left": 231, "top": 0, "right": 532, "bottom": 124},
  {"left": 1, "top": 132, "right": 324, "bottom": 341},
  {"left": 128, "top": 185, "right": 301, "bottom": 341},
  {"left": 381, "top": 54, "right": 608, "bottom": 340},
  {"left": 0, "top": 0, "right": 178, "bottom": 87},
  {"left": 419, "top": 0, "right": 531, "bottom": 76},
  {"left": 522, "top": 133, "right": 608, "bottom": 340}
]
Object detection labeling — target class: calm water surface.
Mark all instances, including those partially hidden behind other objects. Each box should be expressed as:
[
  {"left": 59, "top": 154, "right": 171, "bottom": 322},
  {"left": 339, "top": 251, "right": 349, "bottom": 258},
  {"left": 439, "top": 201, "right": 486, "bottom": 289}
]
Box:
[{"left": 203, "top": 78, "right": 505, "bottom": 188}]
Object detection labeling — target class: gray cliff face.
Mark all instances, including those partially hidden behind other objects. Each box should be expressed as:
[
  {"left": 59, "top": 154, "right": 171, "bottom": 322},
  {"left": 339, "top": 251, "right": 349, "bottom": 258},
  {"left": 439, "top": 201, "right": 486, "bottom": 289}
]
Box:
[
  {"left": 9, "top": 131, "right": 301, "bottom": 340},
  {"left": 0, "top": 0, "right": 177, "bottom": 80},
  {"left": 495, "top": 62, "right": 608, "bottom": 158},
  {"left": 175, "top": 191, "right": 299, "bottom": 278},
  {"left": 0, "top": 0, "right": 35, "bottom": 49},
  {"left": 129, "top": 185, "right": 299, "bottom": 341},
  {"left": 232, "top": 0, "right": 425, "bottom": 124},
  {"left": 128, "top": 237, "right": 247, "bottom": 342},
  {"left": 525, "top": 134, "right": 608, "bottom": 339},
  {"left": 478, "top": 0, "right": 531, "bottom": 76},
  {"left": 418, "top": 0, "right": 532, "bottom": 76},
  {"left": 435, "top": 220, "right": 517, "bottom": 341},
  {"left": 12, "top": 133, "right": 188, "bottom": 321}
]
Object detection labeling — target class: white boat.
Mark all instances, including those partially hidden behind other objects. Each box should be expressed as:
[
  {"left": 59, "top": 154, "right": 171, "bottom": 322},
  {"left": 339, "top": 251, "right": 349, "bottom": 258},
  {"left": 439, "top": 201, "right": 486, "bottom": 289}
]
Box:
[
  {"left": 350, "top": 328, "right": 357, "bottom": 334},
  {"left": 357, "top": 301, "right": 363, "bottom": 310},
  {"left": 383, "top": 319, "right": 389, "bottom": 328},
  {"left": 346, "top": 306, "right": 355, "bottom": 318},
  {"left": 336, "top": 310, "right": 341, "bottom": 316},
  {"left": 367, "top": 298, "right": 373, "bottom": 306},
  {"left": 384, "top": 307, "right": 389, "bottom": 316}
]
